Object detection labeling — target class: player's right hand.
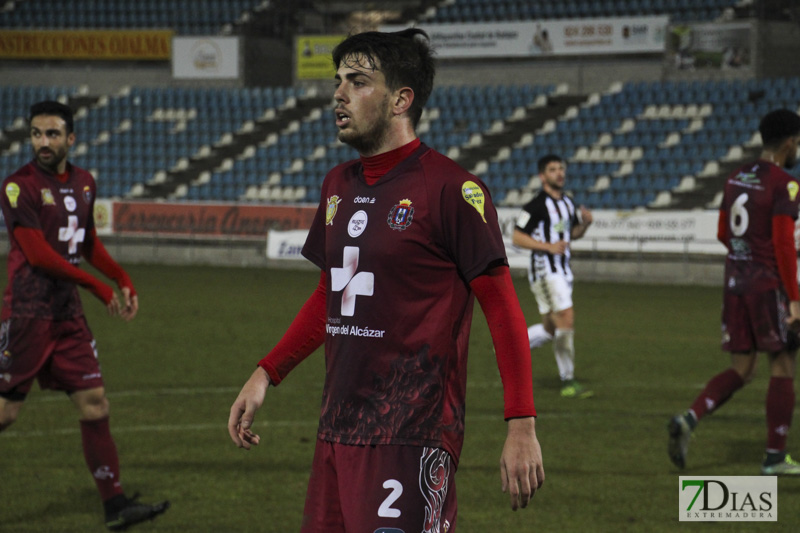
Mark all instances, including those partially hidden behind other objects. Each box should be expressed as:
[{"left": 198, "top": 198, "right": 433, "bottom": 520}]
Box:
[
  {"left": 228, "top": 366, "right": 270, "bottom": 449},
  {"left": 549, "top": 241, "right": 568, "bottom": 255}
]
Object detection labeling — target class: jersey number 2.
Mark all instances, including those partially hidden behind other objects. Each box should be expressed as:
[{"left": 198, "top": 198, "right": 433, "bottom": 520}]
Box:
[
  {"left": 730, "top": 193, "right": 749, "bottom": 237},
  {"left": 378, "top": 479, "right": 403, "bottom": 518}
]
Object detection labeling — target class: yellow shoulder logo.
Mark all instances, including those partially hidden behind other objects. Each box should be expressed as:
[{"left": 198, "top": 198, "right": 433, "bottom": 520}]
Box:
[
  {"left": 788, "top": 181, "right": 799, "bottom": 202},
  {"left": 5, "top": 183, "right": 20, "bottom": 208},
  {"left": 326, "top": 195, "right": 342, "bottom": 225},
  {"left": 461, "top": 180, "right": 487, "bottom": 223}
]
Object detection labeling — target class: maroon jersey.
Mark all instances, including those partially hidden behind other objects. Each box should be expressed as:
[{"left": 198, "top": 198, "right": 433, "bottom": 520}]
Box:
[
  {"left": 720, "top": 159, "right": 800, "bottom": 295},
  {"left": 1, "top": 161, "right": 96, "bottom": 320},
  {"left": 302, "top": 143, "right": 507, "bottom": 463}
]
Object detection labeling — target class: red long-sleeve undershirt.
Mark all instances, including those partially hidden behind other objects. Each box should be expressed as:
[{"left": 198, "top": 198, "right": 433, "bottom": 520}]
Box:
[
  {"left": 13, "top": 226, "right": 135, "bottom": 304},
  {"left": 717, "top": 210, "right": 799, "bottom": 301},
  {"left": 82, "top": 228, "right": 136, "bottom": 296},
  {"left": 361, "top": 138, "right": 421, "bottom": 185},
  {"left": 470, "top": 265, "right": 537, "bottom": 419},
  {"left": 258, "top": 271, "right": 327, "bottom": 384},
  {"left": 258, "top": 266, "right": 536, "bottom": 419}
]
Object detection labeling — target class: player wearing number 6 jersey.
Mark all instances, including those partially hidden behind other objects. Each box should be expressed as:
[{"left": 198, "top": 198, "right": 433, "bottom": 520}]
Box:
[
  {"left": 668, "top": 109, "right": 800, "bottom": 475},
  {"left": 0, "top": 101, "right": 168, "bottom": 530}
]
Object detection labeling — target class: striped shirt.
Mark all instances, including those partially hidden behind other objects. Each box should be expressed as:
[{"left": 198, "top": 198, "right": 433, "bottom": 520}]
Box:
[{"left": 515, "top": 190, "right": 580, "bottom": 282}]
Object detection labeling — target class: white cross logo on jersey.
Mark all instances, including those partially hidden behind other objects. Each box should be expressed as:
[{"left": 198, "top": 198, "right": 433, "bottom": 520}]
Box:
[
  {"left": 58, "top": 214, "right": 85, "bottom": 255},
  {"left": 330, "top": 246, "right": 374, "bottom": 316}
]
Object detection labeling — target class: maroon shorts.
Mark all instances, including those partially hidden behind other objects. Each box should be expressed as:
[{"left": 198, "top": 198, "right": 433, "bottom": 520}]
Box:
[
  {"left": 301, "top": 439, "right": 458, "bottom": 533},
  {"left": 0, "top": 316, "right": 103, "bottom": 401},
  {"left": 722, "top": 288, "right": 795, "bottom": 353}
]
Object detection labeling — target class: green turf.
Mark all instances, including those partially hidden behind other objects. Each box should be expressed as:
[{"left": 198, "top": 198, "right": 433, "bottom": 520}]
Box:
[{"left": 1, "top": 263, "right": 798, "bottom": 532}]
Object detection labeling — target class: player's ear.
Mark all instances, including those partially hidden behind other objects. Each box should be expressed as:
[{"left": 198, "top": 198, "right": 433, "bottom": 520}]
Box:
[
  {"left": 67, "top": 132, "right": 76, "bottom": 148},
  {"left": 781, "top": 135, "right": 799, "bottom": 156},
  {"left": 392, "top": 87, "right": 414, "bottom": 118}
]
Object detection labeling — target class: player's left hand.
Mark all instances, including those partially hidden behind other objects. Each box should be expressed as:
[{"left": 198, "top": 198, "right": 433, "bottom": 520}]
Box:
[
  {"left": 500, "top": 416, "right": 544, "bottom": 510},
  {"left": 579, "top": 205, "right": 593, "bottom": 225}
]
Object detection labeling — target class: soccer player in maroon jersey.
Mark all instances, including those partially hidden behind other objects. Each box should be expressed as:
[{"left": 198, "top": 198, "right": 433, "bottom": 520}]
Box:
[
  {"left": 668, "top": 108, "right": 800, "bottom": 474},
  {"left": 0, "top": 101, "right": 169, "bottom": 529},
  {"left": 229, "top": 29, "right": 544, "bottom": 531}
]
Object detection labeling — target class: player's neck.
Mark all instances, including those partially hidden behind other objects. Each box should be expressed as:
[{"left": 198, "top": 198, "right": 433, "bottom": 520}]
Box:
[
  {"left": 35, "top": 160, "right": 69, "bottom": 181},
  {"left": 760, "top": 150, "right": 786, "bottom": 168},
  {"left": 543, "top": 183, "right": 563, "bottom": 199},
  {"left": 361, "top": 138, "right": 421, "bottom": 185}
]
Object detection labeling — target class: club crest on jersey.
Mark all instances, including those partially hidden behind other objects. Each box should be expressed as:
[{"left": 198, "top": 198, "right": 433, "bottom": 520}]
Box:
[
  {"left": 41, "top": 188, "right": 55, "bottom": 206},
  {"left": 326, "top": 195, "right": 342, "bottom": 225},
  {"left": 83, "top": 185, "right": 92, "bottom": 204},
  {"left": 5, "top": 182, "right": 20, "bottom": 208},
  {"left": 387, "top": 198, "right": 414, "bottom": 231}
]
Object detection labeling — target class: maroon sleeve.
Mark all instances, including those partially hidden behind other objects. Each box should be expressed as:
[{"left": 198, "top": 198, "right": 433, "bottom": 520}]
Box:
[
  {"left": 258, "top": 271, "right": 326, "bottom": 385},
  {"left": 772, "top": 176, "right": 800, "bottom": 218},
  {"left": 439, "top": 172, "right": 508, "bottom": 282},
  {"left": 301, "top": 174, "right": 331, "bottom": 271},
  {"left": 773, "top": 214, "right": 799, "bottom": 301},
  {"left": 470, "top": 265, "right": 536, "bottom": 419},
  {"left": 2, "top": 175, "right": 42, "bottom": 232}
]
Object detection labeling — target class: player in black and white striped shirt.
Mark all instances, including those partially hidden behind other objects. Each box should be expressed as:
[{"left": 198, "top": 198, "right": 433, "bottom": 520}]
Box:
[{"left": 513, "top": 154, "right": 593, "bottom": 398}]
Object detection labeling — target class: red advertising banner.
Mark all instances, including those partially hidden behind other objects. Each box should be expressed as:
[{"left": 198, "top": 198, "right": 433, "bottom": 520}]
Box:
[{"left": 112, "top": 202, "right": 316, "bottom": 237}]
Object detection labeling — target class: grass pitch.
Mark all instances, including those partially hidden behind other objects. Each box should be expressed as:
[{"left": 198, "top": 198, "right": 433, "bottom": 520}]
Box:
[{"left": 1, "top": 263, "right": 798, "bottom": 532}]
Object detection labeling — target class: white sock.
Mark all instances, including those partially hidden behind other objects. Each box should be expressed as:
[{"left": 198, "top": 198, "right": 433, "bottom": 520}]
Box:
[
  {"left": 528, "top": 323, "right": 553, "bottom": 349},
  {"left": 553, "top": 328, "right": 575, "bottom": 381}
]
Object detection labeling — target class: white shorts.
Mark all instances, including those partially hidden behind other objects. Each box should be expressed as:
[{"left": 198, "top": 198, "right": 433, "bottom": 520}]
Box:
[{"left": 530, "top": 274, "right": 573, "bottom": 315}]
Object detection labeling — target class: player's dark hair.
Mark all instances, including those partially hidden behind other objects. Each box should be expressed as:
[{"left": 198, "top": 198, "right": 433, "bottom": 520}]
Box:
[
  {"left": 29, "top": 100, "right": 74, "bottom": 134},
  {"left": 759, "top": 108, "right": 800, "bottom": 149},
  {"left": 538, "top": 154, "right": 564, "bottom": 174},
  {"left": 332, "top": 28, "right": 436, "bottom": 128}
]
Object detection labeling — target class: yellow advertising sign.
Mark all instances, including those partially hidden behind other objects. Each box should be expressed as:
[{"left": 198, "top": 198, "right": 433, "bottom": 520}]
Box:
[
  {"left": 296, "top": 35, "right": 346, "bottom": 80},
  {"left": 0, "top": 30, "right": 173, "bottom": 60}
]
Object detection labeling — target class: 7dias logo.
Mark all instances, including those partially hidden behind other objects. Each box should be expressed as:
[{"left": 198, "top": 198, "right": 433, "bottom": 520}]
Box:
[{"left": 679, "top": 476, "right": 776, "bottom": 522}]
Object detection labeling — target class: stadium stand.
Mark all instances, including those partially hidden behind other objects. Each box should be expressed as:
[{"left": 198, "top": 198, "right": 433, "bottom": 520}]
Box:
[
  {"left": 3, "top": 76, "right": 800, "bottom": 210},
  {"left": 2, "top": 1, "right": 800, "bottom": 211}
]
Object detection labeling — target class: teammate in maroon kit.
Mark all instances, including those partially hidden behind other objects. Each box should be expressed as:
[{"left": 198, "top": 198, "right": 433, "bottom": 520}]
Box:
[
  {"left": 229, "top": 29, "right": 544, "bottom": 531},
  {"left": 668, "top": 108, "right": 800, "bottom": 474},
  {"left": 0, "top": 101, "right": 169, "bottom": 529}
]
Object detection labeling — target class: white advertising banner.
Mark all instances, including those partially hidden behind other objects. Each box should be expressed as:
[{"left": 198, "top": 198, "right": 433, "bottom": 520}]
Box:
[
  {"left": 268, "top": 210, "right": 724, "bottom": 265},
  {"left": 381, "top": 16, "right": 667, "bottom": 58},
  {"left": 497, "top": 208, "right": 725, "bottom": 263},
  {"left": 266, "top": 229, "right": 308, "bottom": 260},
  {"left": 172, "top": 36, "right": 239, "bottom": 79}
]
